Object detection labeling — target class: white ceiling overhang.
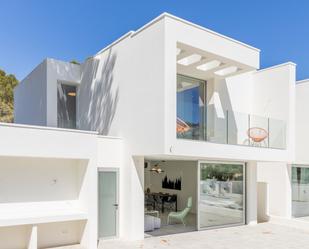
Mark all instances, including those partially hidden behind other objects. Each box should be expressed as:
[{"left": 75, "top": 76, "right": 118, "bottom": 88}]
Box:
[{"left": 177, "top": 42, "right": 256, "bottom": 80}]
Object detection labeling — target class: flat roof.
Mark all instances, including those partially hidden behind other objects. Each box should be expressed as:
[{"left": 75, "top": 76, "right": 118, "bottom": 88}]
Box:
[{"left": 95, "top": 12, "right": 260, "bottom": 57}]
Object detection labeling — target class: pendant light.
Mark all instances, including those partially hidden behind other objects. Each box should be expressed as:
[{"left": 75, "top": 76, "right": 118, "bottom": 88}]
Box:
[{"left": 150, "top": 161, "right": 165, "bottom": 173}]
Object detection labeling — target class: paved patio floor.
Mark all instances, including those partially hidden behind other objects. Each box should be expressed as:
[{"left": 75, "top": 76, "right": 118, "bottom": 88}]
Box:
[{"left": 100, "top": 221, "right": 309, "bottom": 249}]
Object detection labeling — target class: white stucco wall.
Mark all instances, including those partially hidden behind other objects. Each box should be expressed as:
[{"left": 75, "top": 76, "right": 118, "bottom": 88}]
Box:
[
  {"left": 46, "top": 58, "right": 81, "bottom": 127},
  {"left": 0, "top": 157, "right": 83, "bottom": 203},
  {"left": 295, "top": 80, "right": 309, "bottom": 164},
  {"left": 14, "top": 60, "right": 47, "bottom": 126},
  {"left": 246, "top": 161, "right": 257, "bottom": 225},
  {"left": 253, "top": 63, "right": 296, "bottom": 155},
  {"left": 0, "top": 123, "right": 122, "bottom": 249},
  {"left": 14, "top": 58, "right": 81, "bottom": 128},
  {"left": 78, "top": 20, "right": 166, "bottom": 156},
  {"left": 257, "top": 162, "right": 292, "bottom": 218}
]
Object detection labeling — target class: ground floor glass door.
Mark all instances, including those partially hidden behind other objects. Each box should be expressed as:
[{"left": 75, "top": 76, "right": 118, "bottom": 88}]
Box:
[
  {"left": 292, "top": 165, "right": 309, "bottom": 217},
  {"left": 198, "top": 162, "right": 245, "bottom": 229},
  {"left": 98, "top": 169, "right": 119, "bottom": 239}
]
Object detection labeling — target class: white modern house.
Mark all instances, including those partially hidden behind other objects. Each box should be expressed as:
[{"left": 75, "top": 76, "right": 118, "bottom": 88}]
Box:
[{"left": 0, "top": 12, "right": 307, "bottom": 248}]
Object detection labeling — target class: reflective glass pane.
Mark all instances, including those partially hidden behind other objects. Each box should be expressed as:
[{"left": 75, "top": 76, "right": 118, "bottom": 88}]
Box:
[
  {"left": 227, "top": 111, "right": 249, "bottom": 146},
  {"left": 207, "top": 105, "right": 227, "bottom": 144},
  {"left": 269, "top": 118, "right": 286, "bottom": 149},
  {"left": 57, "top": 84, "right": 76, "bottom": 129},
  {"left": 98, "top": 171, "right": 117, "bottom": 238},
  {"left": 249, "top": 115, "right": 269, "bottom": 147},
  {"left": 199, "top": 163, "right": 244, "bottom": 228},
  {"left": 292, "top": 166, "right": 309, "bottom": 217},
  {"left": 177, "top": 75, "right": 206, "bottom": 140}
]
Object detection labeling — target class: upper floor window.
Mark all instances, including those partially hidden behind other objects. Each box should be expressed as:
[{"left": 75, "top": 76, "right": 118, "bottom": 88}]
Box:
[
  {"left": 57, "top": 83, "right": 77, "bottom": 129},
  {"left": 177, "top": 74, "right": 206, "bottom": 140}
]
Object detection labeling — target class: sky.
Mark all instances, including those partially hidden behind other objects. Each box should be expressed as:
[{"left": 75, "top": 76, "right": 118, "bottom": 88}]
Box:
[{"left": 0, "top": 0, "right": 308, "bottom": 81}]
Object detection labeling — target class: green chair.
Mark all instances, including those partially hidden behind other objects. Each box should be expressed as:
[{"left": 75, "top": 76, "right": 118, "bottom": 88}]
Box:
[{"left": 167, "top": 197, "right": 192, "bottom": 226}]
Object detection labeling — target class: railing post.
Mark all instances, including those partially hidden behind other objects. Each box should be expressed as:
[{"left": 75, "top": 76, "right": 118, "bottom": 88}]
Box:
[
  {"left": 248, "top": 114, "right": 251, "bottom": 146},
  {"left": 267, "top": 118, "right": 270, "bottom": 148},
  {"left": 205, "top": 105, "right": 207, "bottom": 142},
  {"left": 226, "top": 110, "right": 229, "bottom": 144}
]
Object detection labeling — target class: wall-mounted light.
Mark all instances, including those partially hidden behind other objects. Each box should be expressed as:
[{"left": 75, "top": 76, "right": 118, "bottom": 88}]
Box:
[{"left": 67, "top": 92, "right": 76, "bottom": 97}]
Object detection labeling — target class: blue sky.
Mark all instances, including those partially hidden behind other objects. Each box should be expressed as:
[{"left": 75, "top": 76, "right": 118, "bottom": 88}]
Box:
[{"left": 1, "top": 0, "right": 308, "bottom": 81}]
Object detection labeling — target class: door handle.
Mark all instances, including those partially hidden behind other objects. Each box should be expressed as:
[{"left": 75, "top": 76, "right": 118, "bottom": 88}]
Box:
[{"left": 113, "top": 204, "right": 119, "bottom": 207}]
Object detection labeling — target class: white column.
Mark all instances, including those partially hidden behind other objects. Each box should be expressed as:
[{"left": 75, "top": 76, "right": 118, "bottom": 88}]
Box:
[
  {"left": 246, "top": 161, "right": 257, "bottom": 225},
  {"left": 27, "top": 225, "right": 37, "bottom": 249}
]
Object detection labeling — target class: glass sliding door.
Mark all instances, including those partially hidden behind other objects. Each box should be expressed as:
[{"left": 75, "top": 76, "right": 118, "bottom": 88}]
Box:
[
  {"left": 98, "top": 169, "right": 119, "bottom": 239},
  {"left": 198, "top": 162, "right": 245, "bottom": 229},
  {"left": 292, "top": 165, "right": 309, "bottom": 217},
  {"left": 177, "top": 74, "right": 206, "bottom": 140}
]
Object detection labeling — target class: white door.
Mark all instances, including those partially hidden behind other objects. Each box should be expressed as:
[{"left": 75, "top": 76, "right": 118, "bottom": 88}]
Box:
[{"left": 98, "top": 169, "right": 119, "bottom": 239}]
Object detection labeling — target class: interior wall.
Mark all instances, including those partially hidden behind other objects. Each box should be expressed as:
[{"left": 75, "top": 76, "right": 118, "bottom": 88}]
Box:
[{"left": 145, "top": 160, "right": 197, "bottom": 213}]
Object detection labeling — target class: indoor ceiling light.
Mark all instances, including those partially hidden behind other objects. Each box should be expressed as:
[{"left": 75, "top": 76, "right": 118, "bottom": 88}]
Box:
[
  {"left": 150, "top": 162, "right": 165, "bottom": 174},
  {"left": 196, "top": 60, "right": 221, "bottom": 71},
  {"left": 67, "top": 92, "right": 76, "bottom": 97},
  {"left": 214, "top": 66, "right": 238, "bottom": 76},
  {"left": 177, "top": 53, "right": 202, "bottom": 66}
]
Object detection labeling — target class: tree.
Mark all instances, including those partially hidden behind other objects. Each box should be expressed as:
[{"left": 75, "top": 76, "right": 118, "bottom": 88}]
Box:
[
  {"left": 70, "top": 60, "right": 80, "bottom": 65},
  {"left": 0, "top": 69, "right": 19, "bottom": 122}
]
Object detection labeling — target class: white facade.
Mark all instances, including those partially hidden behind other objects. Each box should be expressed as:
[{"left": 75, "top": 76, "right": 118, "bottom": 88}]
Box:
[{"left": 2, "top": 12, "right": 307, "bottom": 248}]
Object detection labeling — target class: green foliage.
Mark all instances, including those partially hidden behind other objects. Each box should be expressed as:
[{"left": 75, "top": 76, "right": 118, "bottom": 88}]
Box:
[
  {"left": 201, "top": 164, "right": 243, "bottom": 181},
  {"left": 70, "top": 60, "right": 80, "bottom": 65},
  {"left": 0, "top": 69, "right": 19, "bottom": 122}
]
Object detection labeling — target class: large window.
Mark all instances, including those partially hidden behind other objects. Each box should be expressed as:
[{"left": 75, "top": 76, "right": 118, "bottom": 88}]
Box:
[
  {"left": 292, "top": 165, "right": 309, "bottom": 217},
  {"left": 57, "top": 83, "right": 77, "bottom": 129},
  {"left": 176, "top": 74, "right": 206, "bottom": 140},
  {"left": 198, "top": 162, "right": 245, "bottom": 228}
]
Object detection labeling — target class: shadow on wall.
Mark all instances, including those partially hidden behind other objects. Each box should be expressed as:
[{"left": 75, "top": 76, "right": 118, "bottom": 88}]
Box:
[
  {"left": 207, "top": 78, "right": 237, "bottom": 144},
  {"left": 49, "top": 59, "right": 81, "bottom": 82},
  {"left": 78, "top": 49, "right": 119, "bottom": 135}
]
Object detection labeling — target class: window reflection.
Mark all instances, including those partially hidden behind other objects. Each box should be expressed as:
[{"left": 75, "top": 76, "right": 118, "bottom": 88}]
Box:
[{"left": 177, "top": 74, "right": 206, "bottom": 140}]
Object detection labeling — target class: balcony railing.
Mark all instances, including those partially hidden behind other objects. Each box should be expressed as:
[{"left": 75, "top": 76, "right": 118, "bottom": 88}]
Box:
[{"left": 177, "top": 106, "right": 286, "bottom": 149}]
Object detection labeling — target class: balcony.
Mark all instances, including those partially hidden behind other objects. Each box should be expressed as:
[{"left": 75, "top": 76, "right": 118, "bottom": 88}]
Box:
[{"left": 177, "top": 106, "right": 286, "bottom": 149}]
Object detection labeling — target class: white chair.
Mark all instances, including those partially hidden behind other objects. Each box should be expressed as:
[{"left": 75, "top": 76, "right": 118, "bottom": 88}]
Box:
[
  {"left": 144, "top": 215, "right": 155, "bottom": 231},
  {"left": 144, "top": 215, "right": 161, "bottom": 231}
]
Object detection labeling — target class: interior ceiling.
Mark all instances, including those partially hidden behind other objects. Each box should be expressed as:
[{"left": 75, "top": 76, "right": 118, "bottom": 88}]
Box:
[
  {"left": 177, "top": 42, "right": 255, "bottom": 81},
  {"left": 144, "top": 155, "right": 247, "bottom": 163}
]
